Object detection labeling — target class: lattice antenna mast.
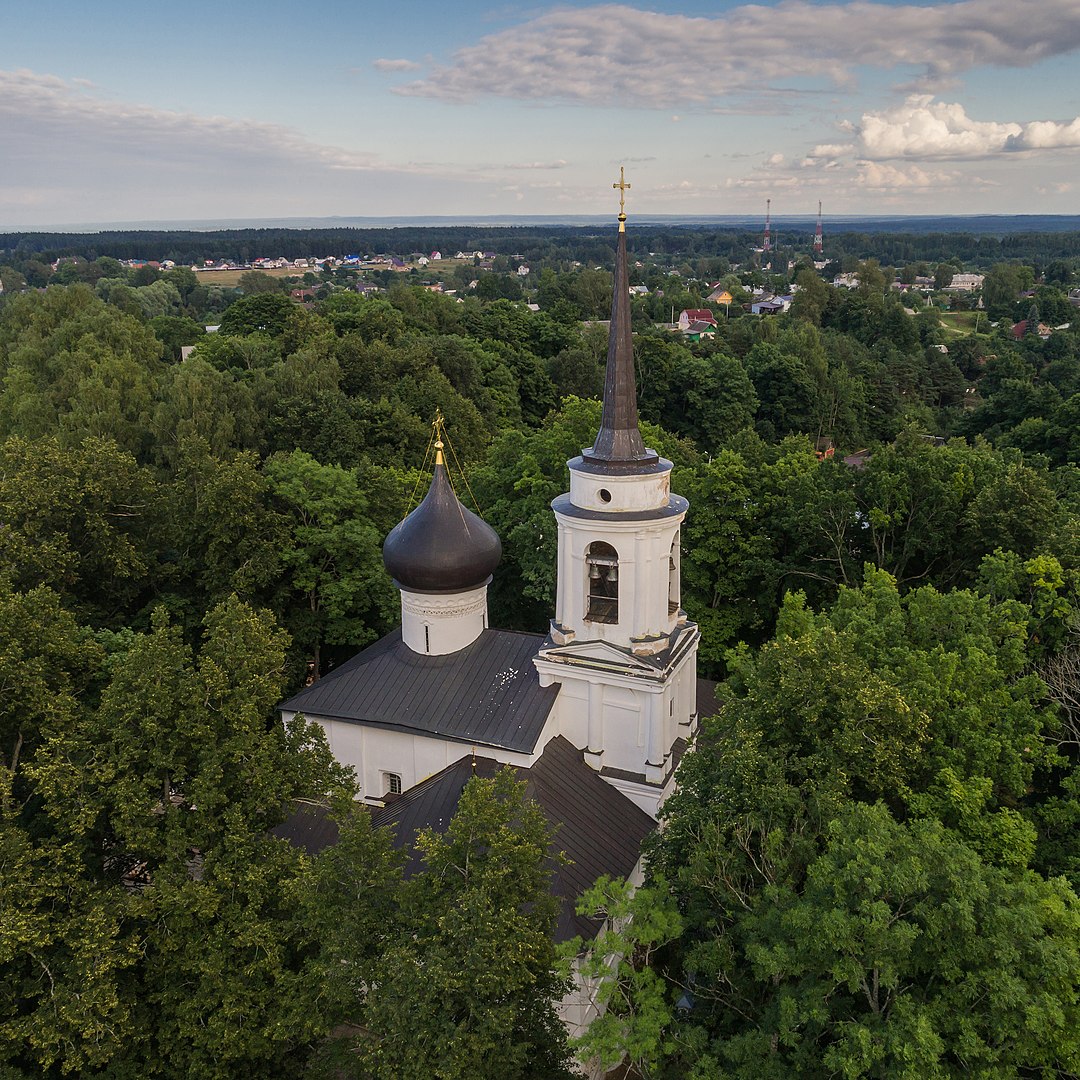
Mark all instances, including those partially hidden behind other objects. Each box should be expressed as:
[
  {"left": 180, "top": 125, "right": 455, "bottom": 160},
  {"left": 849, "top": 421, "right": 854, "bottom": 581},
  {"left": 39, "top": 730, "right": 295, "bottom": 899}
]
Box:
[
  {"left": 813, "top": 200, "right": 824, "bottom": 255},
  {"left": 763, "top": 197, "right": 772, "bottom": 254}
]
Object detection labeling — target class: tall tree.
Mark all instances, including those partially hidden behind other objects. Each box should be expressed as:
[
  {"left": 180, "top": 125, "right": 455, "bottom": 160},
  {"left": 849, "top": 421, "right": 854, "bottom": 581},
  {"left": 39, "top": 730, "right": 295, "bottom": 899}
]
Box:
[
  {"left": 7, "top": 599, "right": 353, "bottom": 1078},
  {"left": 583, "top": 571, "right": 1079, "bottom": 1078},
  {"left": 0, "top": 435, "right": 159, "bottom": 624},
  {"left": 264, "top": 449, "right": 396, "bottom": 674},
  {"left": 329, "top": 770, "right": 575, "bottom": 1080}
]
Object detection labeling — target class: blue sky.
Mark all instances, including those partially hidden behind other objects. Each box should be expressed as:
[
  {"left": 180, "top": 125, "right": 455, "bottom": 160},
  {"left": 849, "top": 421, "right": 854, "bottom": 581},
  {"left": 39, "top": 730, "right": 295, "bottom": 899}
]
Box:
[{"left": 3, "top": 0, "right": 1079, "bottom": 227}]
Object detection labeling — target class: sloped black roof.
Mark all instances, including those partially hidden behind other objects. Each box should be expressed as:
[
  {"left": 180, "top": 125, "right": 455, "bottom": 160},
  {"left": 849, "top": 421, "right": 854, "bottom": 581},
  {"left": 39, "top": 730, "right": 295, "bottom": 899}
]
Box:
[
  {"left": 524, "top": 736, "right": 656, "bottom": 941},
  {"left": 696, "top": 677, "right": 720, "bottom": 720},
  {"left": 369, "top": 736, "right": 656, "bottom": 942},
  {"left": 280, "top": 628, "right": 558, "bottom": 754},
  {"left": 269, "top": 801, "right": 339, "bottom": 855},
  {"left": 370, "top": 755, "right": 502, "bottom": 876}
]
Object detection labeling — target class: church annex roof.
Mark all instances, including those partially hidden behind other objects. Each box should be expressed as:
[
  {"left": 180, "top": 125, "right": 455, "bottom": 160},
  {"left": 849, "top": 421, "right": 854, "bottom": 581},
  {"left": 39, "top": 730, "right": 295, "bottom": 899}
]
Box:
[
  {"left": 279, "top": 628, "right": 558, "bottom": 754},
  {"left": 369, "top": 736, "right": 656, "bottom": 941}
]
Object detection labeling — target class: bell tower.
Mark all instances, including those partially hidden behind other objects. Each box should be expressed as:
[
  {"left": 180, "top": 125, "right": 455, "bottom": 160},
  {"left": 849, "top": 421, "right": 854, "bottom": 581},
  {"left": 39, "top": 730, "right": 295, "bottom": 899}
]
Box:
[{"left": 534, "top": 171, "right": 699, "bottom": 816}]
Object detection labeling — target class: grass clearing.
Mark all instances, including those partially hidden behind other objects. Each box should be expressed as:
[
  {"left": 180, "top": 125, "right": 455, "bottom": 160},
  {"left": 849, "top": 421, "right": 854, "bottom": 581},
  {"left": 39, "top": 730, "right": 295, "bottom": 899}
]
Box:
[
  {"left": 934, "top": 311, "right": 988, "bottom": 336},
  {"left": 191, "top": 267, "right": 300, "bottom": 287}
]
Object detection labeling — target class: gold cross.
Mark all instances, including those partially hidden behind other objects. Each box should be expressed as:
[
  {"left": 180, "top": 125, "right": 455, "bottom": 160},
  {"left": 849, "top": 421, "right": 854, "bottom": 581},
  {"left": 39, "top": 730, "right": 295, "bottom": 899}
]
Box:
[
  {"left": 613, "top": 166, "right": 630, "bottom": 228},
  {"left": 433, "top": 407, "right": 445, "bottom": 463}
]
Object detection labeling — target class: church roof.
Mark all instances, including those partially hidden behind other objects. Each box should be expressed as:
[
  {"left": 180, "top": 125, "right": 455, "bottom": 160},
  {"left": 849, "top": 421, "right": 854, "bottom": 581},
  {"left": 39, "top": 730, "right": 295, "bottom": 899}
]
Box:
[
  {"left": 369, "top": 736, "right": 656, "bottom": 941},
  {"left": 382, "top": 459, "right": 502, "bottom": 594},
  {"left": 525, "top": 735, "right": 656, "bottom": 940},
  {"left": 280, "top": 628, "right": 558, "bottom": 754}
]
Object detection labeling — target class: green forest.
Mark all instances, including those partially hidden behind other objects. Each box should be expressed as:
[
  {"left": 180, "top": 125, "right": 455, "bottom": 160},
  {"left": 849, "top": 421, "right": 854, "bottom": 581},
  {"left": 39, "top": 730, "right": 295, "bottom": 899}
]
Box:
[{"left": 3, "top": 231, "right": 1080, "bottom": 1077}]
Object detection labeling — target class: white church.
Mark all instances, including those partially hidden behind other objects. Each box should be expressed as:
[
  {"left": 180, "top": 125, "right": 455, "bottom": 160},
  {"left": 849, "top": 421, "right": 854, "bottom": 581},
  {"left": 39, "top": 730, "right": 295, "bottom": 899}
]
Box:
[{"left": 278, "top": 197, "right": 704, "bottom": 963}]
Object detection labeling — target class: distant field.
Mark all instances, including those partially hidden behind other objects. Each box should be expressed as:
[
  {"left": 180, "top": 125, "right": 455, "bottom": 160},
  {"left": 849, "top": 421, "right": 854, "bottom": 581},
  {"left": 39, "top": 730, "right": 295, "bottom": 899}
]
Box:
[
  {"left": 192, "top": 267, "right": 300, "bottom": 287},
  {"left": 936, "top": 311, "right": 990, "bottom": 335}
]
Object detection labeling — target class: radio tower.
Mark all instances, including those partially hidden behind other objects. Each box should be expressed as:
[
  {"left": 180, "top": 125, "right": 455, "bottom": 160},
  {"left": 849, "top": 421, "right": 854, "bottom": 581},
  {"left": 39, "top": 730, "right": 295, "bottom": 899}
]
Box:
[
  {"left": 813, "top": 201, "right": 824, "bottom": 256},
  {"left": 763, "top": 198, "right": 772, "bottom": 254}
]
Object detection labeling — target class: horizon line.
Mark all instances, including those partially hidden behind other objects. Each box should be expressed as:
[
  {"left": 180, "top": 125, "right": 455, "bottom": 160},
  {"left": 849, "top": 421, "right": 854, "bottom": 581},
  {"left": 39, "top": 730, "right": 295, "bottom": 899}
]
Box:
[{"left": 4, "top": 212, "right": 1080, "bottom": 235}]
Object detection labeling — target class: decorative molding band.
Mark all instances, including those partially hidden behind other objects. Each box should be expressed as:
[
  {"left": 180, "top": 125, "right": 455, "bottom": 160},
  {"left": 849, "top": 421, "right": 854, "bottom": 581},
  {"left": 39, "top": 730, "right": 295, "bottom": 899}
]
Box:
[{"left": 401, "top": 591, "right": 486, "bottom": 620}]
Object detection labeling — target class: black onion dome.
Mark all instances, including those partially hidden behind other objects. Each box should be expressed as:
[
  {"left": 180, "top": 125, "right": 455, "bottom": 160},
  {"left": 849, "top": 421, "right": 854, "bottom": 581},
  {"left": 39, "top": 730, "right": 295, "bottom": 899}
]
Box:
[{"left": 383, "top": 462, "right": 501, "bottom": 593}]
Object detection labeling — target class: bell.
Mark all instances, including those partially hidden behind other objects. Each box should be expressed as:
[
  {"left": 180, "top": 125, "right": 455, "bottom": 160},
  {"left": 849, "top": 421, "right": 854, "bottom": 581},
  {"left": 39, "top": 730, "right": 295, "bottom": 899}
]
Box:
[
  {"left": 589, "top": 564, "right": 602, "bottom": 580},
  {"left": 607, "top": 565, "right": 619, "bottom": 583}
]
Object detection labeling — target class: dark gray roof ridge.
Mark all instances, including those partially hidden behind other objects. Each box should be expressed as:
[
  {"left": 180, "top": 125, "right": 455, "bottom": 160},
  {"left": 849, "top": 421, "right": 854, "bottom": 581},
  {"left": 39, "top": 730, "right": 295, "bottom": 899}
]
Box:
[
  {"left": 369, "top": 735, "right": 655, "bottom": 941},
  {"left": 280, "top": 627, "right": 557, "bottom": 754}
]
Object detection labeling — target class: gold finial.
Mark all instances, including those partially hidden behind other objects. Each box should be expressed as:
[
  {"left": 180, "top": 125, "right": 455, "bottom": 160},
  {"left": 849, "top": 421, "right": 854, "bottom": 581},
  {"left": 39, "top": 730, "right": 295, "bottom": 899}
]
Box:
[
  {"left": 433, "top": 408, "right": 445, "bottom": 466},
  {"left": 613, "top": 166, "right": 630, "bottom": 232}
]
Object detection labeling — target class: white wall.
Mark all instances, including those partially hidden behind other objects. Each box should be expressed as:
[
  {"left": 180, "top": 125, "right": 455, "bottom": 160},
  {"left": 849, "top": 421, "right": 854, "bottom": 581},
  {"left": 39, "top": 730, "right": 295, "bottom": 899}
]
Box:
[{"left": 281, "top": 711, "right": 544, "bottom": 802}]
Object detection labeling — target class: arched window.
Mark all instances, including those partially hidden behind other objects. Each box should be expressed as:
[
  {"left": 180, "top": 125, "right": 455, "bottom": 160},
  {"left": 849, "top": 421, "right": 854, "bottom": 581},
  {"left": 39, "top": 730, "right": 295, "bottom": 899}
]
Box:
[
  {"left": 586, "top": 542, "right": 619, "bottom": 624},
  {"left": 668, "top": 536, "right": 680, "bottom": 617}
]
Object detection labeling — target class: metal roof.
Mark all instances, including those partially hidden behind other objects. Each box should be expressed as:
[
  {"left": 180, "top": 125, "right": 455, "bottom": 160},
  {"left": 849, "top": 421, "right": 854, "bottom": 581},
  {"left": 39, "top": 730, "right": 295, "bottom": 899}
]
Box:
[
  {"left": 280, "top": 628, "right": 558, "bottom": 754},
  {"left": 382, "top": 460, "right": 501, "bottom": 593},
  {"left": 269, "top": 801, "right": 339, "bottom": 856},
  {"left": 524, "top": 735, "right": 656, "bottom": 941},
  {"left": 371, "top": 755, "right": 502, "bottom": 876},
  {"left": 369, "top": 737, "right": 656, "bottom": 942}
]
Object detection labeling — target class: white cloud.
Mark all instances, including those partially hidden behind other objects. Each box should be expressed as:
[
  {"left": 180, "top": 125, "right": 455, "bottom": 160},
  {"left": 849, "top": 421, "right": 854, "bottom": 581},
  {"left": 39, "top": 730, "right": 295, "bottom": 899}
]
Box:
[
  {"left": 1007, "top": 118, "right": 1080, "bottom": 150},
  {"left": 853, "top": 160, "right": 970, "bottom": 190},
  {"left": 0, "top": 69, "right": 489, "bottom": 225},
  {"left": 0, "top": 68, "right": 383, "bottom": 171},
  {"left": 392, "top": 0, "right": 1080, "bottom": 108},
  {"left": 810, "top": 143, "right": 856, "bottom": 158},
  {"left": 725, "top": 174, "right": 803, "bottom": 191},
  {"left": 857, "top": 96, "right": 1080, "bottom": 159},
  {"left": 372, "top": 58, "right": 422, "bottom": 73},
  {"left": 503, "top": 159, "right": 569, "bottom": 170},
  {"left": 721, "top": 148, "right": 996, "bottom": 206}
]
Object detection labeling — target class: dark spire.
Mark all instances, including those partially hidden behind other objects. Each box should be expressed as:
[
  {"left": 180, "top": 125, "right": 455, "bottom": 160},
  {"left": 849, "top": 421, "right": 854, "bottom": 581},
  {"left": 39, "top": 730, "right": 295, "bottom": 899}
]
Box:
[{"left": 582, "top": 169, "right": 658, "bottom": 470}]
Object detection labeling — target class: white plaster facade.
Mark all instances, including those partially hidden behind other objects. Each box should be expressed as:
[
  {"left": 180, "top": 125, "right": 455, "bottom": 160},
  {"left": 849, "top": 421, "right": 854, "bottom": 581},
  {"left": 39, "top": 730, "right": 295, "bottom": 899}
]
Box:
[
  {"left": 399, "top": 581, "right": 489, "bottom": 655},
  {"left": 282, "top": 707, "right": 560, "bottom": 805},
  {"left": 535, "top": 445, "right": 700, "bottom": 816}
]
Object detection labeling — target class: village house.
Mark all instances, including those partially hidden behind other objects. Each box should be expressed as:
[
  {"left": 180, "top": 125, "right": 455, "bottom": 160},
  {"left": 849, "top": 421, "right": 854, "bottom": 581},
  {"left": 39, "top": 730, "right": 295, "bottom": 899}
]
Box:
[
  {"left": 682, "top": 320, "right": 717, "bottom": 341},
  {"left": 677, "top": 308, "right": 717, "bottom": 331},
  {"left": 751, "top": 294, "right": 793, "bottom": 315},
  {"left": 946, "top": 273, "right": 985, "bottom": 293}
]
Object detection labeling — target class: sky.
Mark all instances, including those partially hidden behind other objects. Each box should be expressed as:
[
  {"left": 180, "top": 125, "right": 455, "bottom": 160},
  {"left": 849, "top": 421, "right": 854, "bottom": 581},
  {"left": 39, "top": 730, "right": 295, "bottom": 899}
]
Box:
[{"left": 2, "top": 0, "right": 1079, "bottom": 227}]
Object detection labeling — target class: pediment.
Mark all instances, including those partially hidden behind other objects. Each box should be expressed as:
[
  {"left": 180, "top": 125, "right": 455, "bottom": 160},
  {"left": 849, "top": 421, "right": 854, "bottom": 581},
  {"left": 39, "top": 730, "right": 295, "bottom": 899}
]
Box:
[{"left": 537, "top": 638, "right": 660, "bottom": 671}]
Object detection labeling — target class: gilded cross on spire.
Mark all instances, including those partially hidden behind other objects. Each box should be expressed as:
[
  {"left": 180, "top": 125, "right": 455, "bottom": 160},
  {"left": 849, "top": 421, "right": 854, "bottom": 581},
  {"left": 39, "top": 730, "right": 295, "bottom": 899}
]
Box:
[
  {"left": 613, "top": 166, "right": 630, "bottom": 231},
  {"left": 433, "top": 407, "right": 446, "bottom": 465}
]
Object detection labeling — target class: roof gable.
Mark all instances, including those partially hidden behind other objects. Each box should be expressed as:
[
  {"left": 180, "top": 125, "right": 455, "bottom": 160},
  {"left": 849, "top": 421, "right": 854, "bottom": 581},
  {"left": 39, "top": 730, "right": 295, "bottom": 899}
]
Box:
[
  {"left": 368, "top": 737, "right": 655, "bottom": 941},
  {"left": 281, "top": 628, "right": 558, "bottom": 753},
  {"left": 538, "top": 638, "right": 661, "bottom": 671}
]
